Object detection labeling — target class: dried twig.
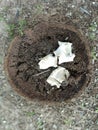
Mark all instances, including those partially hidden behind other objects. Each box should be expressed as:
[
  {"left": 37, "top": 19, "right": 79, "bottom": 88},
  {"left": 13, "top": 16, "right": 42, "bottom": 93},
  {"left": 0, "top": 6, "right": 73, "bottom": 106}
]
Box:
[
  {"left": 80, "top": 7, "right": 91, "bottom": 15},
  {"left": 32, "top": 69, "right": 50, "bottom": 77}
]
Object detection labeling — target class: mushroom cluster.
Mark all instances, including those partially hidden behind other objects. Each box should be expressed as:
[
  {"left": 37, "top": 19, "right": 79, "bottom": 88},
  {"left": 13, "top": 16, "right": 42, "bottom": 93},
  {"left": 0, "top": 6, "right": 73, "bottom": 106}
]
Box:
[{"left": 38, "top": 41, "right": 75, "bottom": 88}]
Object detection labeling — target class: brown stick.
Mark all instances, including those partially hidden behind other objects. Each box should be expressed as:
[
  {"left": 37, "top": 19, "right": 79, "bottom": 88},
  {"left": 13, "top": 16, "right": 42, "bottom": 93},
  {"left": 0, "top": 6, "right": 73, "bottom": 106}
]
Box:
[{"left": 32, "top": 69, "right": 50, "bottom": 77}]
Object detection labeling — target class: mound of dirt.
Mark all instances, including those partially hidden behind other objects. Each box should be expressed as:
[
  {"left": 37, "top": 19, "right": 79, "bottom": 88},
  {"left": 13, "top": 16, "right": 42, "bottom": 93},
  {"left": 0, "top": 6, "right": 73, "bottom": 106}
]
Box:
[{"left": 5, "top": 21, "right": 91, "bottom": 102}]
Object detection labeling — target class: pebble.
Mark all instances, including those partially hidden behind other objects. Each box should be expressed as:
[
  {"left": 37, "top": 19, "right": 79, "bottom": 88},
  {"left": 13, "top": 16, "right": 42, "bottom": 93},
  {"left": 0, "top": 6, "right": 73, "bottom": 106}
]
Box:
[
  {"left": 92, "top": 59, "right": 95, "bottom": 64},
  {"left": 72, "top": 5, "right": 75, "bottom": 8},
  {"left": 53, "top": 124, "right": 57, "bottom": 129},
  {"left": 3, "top": 120, "right": 6, "bottom": 124},
  {"left": 20, "top": 103, "right": 24, "bottom": 106},
  {"left": 92, "top": 2, "right": 96, "bottom": 5},
  {"left": 61, "top": 110, "right": 64, "bottom": 113},
  {"left": 66, "top": 12, "right": 72, "bottom": 16}
]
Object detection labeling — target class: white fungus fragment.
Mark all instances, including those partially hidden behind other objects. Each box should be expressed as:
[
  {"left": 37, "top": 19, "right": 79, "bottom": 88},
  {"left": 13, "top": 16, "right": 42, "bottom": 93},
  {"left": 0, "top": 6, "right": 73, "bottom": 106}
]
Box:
[
  {"left": 54, "top": 41, "right": 75, "bottom": 64},
  {"left": 38, "top": 54, "right": 57, "bottom": 69},
  {"left": 47, "top": 77, "right": 61, "bottom": 88},
  {"left": 59, "top": 53, "right": 75, "bottom": 64},
  {"left": 46, "top": 66, "right": 70, "bottom": 88}
]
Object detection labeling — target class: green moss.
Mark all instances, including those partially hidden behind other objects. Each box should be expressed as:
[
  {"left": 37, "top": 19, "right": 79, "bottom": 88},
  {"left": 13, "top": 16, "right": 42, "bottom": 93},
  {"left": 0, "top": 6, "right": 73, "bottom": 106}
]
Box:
[
  {"left": 7, "top": 19, "right": 27, "bottom": 40},
  {"left": 88, "top": 21, "right": 97, "bottom": 40},
  {"left": 17, "top": 19, "right": 27, "bottom": 36},
  {"left": 0, "top": 15, "right": 5, "bottom": 21},
  {"left": 26, "top": 111, "right": 35, "bottom": 116},
  {"left": 0, "top": 56, "right": 2, "bottom": 64},
  {"left": 89, "top": 33, "right": 96, "bottom": 40},
  {"left": 7, "top": 24, "right": 16, "bottom": 40},
  {"left": 63, "top": 119, "right": 72, "bottom": 125},
  {"left": 89, "top": 24, "right": 97, "bottom": 32},
  {"left": 37, "top": 119, "right": 44, "bottom": 130},
  {"left": 91, "top": 47, "right": 97, "bottom": 60}
]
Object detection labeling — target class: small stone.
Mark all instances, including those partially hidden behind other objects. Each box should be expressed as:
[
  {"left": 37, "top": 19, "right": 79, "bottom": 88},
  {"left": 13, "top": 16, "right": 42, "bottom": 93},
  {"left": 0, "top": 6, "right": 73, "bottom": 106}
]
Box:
[
  {"left": 72, "top": 5, "right": 75, "bottom": 8},
  {"left": 10, "top": 94, "right": 14, "bottom": 97},
  {"left": 92, "top": 2, "right": 96, "bottom": 4},
  {"left": 53, "top": 124, "right": 57, "bottom": 129},
  {"left": 20, "top": 103, "right": 24, "bottom": 106},
  {"left": 3, "top": 120, "right": 6, "bottom": 123}
]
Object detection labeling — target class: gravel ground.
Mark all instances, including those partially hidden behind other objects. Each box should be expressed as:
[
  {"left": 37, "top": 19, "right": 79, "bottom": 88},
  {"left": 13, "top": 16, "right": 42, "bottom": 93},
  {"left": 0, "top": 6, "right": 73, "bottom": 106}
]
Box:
[{"left": 0, "top": 0, "right": 98, "bottom": 130}]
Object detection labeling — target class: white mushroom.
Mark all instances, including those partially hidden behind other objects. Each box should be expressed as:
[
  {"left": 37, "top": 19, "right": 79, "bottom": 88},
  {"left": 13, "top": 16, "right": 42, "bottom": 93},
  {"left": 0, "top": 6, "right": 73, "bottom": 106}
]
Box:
[
  {"left": 38, "top": 40, "right": 75, "bottom": 88},
  {"left": 38, "top": 54, "right": 57, "bottom": 69},
  {"left": 46, "top": 66, "right": 70, "bottom": 88},
  {"left": 47, "top": 77, "right": 61, "bottom": 88},
  {"left": 54, "top": 41, "right": 75, "bottom": 64},
  {"left": 58, "top": 53, "right": 75, "bottom": 64}
]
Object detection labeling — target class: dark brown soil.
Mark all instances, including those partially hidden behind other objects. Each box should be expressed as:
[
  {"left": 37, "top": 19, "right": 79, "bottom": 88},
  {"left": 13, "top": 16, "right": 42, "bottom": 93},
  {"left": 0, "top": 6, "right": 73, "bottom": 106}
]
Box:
[{"left": 5, "top": 21, "right": 91, "bottom": 102}]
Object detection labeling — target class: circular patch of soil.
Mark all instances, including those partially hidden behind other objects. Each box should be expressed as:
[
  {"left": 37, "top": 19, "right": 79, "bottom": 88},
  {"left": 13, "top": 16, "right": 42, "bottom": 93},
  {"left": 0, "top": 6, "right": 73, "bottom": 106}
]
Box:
[{"left": 5, "top": 21, "right": 91, "bottom": 102}]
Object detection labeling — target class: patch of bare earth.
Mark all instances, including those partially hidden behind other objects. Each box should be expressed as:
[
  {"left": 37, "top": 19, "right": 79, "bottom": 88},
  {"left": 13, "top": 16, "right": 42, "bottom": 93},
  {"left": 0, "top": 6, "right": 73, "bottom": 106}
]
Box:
[{"left": 0, "top": 0, "right": 98, "bottom": 130}]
